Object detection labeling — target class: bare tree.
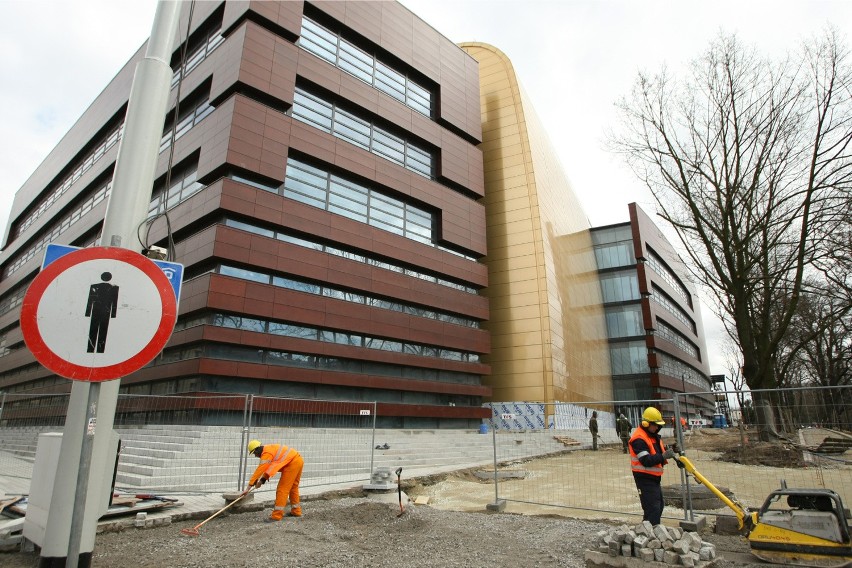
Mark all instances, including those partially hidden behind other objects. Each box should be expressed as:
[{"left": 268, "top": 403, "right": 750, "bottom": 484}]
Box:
[{"left": 610, "top": 30, "right": 852, "bottom": 394}]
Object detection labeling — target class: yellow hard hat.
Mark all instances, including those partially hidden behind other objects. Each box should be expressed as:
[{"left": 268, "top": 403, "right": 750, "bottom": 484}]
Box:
[
  {"left": 642, "top": 407, "right": 666, "bottom": 426},
  {"left": 247, "top": 440, "right": 261, "bottom": 454}
]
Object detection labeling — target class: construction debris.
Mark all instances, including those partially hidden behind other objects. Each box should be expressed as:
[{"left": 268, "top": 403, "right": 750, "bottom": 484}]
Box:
[{"left": 585, "top": 522, "right": 717, "bottom": 567}]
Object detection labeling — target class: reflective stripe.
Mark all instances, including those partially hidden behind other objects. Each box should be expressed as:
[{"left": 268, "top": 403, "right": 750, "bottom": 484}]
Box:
[
  {"left": 259, "top": 459, "right": 270, "bottom": 465},
  {"left": 273, "top": 506, "right": 286, "bottom": 511},
  {"left": 628, "top": 427, "right": 665, "bottom": 477}
]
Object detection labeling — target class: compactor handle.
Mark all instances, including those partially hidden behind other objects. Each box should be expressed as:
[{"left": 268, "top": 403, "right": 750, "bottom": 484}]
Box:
[{"left": 674, "top": 454, "right": 755, "bottom": 531}]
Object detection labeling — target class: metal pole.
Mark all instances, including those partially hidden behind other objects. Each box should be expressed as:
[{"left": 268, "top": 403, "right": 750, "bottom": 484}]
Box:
[
  {"left": 491, "top": 415, "right": 499, "bottom": 505},
  {"left": 682, "top": 373, "right": 690, "bottom": 428},
  {"left": 369, "top": 402, "right": 377, "bottom": 477},
  {"left": 66, "top": 382, "right": 99, "bottom": 568},
  {"left": 0, "top": 391, "right": 6, "bottom": 424},
  {"left": 39, "top": 3, "right": 181, "bottom": 564},
  {"left": 238, "top": 394, "right": 250, "bottom": 490}
]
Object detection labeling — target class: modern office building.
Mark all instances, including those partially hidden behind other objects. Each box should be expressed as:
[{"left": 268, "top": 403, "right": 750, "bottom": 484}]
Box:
[
  {"left": 0, "top": 1, "right": 491, "bottom": 427},
  {"left": 460, "top": 43, "right": 611, "bottom": 407},
  {"left": 591, "top": 204, "right": 714, "bottom": 423}
]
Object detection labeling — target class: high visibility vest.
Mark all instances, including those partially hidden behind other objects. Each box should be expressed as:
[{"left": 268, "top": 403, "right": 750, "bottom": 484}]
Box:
[
  {"left": 629, "top": 427, "right": 666, "bottom": 477},
  {"left": 263, "top": 444, "right": 298, "bottom": 478},
  {"left": 250, "top": 443, "right": 300, "bottom": 485}
]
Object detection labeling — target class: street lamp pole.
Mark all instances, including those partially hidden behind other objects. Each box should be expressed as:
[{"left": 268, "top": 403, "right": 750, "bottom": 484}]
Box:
[{"left": 681, "top": 373, "right": 690, "bottom": 429}]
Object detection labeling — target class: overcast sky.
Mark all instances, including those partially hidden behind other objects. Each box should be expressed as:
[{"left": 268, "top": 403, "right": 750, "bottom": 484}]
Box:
[{"left": 2, "top": 0, "right": 850, "bottom": 378}]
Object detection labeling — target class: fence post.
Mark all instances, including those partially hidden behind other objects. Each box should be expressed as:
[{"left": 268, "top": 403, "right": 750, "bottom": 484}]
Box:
[
  {"left": 369, "top": 401, "right": 377, "bottom": 477},
  {"left": 485, "top": 404, "right": 505, "bottom": 511},
  {"left": 0, "top": 391, "right": 5, "bottom": 424},
  {"left": 238, "top": 394, "right": 253, "bottom": 490},
  {"left": 674, "top": 395, "right": 694, "bottom": 522}
]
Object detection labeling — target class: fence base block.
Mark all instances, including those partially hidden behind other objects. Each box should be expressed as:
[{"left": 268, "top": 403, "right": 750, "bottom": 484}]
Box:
[
  {"left": 679, "top": 515, "right": 707, "bottom": 532},
  {"left": 485, "top": 500, "right": 506, "bottom": 512}
]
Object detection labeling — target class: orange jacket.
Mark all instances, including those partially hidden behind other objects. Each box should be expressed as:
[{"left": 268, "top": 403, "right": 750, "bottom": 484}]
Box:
[
  {"left": 628, "top": 426, "right": 667, "bottom": 477},
  {"left": 249, "top": 444, "right": 300, "bottom": 485}
]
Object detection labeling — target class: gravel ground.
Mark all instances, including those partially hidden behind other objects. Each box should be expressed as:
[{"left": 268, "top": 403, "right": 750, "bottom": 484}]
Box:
[{"left": 0, "top": 494, "right": 771, "bottom": 568}]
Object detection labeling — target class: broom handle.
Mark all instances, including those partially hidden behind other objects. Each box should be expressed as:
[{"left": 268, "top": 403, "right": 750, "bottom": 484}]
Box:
[{"left": 194, "top": 487, "right": 253, "bottom": 530}]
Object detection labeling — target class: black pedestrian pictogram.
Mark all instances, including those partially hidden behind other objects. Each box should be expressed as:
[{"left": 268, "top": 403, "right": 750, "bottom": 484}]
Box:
[{"left": 85, "top": 272, "right": 119, "bottom": 353}]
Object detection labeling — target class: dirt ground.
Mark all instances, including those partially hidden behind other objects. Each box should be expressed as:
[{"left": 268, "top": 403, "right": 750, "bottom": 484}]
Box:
[
  {"left": 0, "top": 494, "right": 768, "bottom": 568},
  {"left": 0, "top": 429, "right": 847, "bottom": 568}
]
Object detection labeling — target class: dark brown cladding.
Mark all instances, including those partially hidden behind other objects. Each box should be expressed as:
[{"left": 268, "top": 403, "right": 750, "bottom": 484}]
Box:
[{"left": 0, "top": 1, "right": 489, "bottom": 427}]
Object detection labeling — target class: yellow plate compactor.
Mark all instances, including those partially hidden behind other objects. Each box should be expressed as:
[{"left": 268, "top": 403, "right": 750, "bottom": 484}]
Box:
[{"left": 674, "top": 453, "right": 851, "bottom": 568}]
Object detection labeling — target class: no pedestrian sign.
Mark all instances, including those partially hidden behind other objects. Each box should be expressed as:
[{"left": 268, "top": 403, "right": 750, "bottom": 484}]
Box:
[{"left": 21, "top": 246, "right": 182, "bottom": 382}]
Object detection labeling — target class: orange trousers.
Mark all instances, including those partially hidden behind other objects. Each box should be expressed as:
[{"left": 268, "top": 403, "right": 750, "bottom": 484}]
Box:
[{"left": 270, "top": 454, "right": 304, "bottom": 520}]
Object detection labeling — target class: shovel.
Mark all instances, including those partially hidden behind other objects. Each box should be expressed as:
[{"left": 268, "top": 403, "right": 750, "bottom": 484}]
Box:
[
  {"left": 180, "top": 487, "right": 254, "bottom": 537},
  {"left": 395, "top": 467, "right": 405, "bottom": 517}
]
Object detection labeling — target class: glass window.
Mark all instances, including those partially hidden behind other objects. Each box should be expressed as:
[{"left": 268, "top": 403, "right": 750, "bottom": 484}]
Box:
[
  {"left": 600, "top": 271, "right": 640, "bottom": 303},
  {"left": 219, "top": 265, "right": 269, "bottom": 284}
]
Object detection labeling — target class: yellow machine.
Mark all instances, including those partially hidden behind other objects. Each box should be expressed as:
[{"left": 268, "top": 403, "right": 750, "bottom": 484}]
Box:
[{"left": 674, "top": 453, "right": 852, "bottom": 568}]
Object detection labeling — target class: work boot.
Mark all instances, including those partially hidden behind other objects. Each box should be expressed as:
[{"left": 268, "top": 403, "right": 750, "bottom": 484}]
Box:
[
  {"left": 286, "top": 507, "right": 302, "bottom": 518},
  {"left": 263, "top": 516, "right": 281, "bottom": 523}
]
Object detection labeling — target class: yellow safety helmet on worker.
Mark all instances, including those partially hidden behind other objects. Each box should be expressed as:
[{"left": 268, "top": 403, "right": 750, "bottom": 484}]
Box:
[
  {"left": 247, "top": 439, "right": 261, "bottom": 455},
  {"left": 641, "top": 407, "right": 666, "bottom": 427}
]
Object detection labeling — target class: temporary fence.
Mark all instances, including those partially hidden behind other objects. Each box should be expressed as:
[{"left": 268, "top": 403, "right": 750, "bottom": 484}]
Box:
[
  {"left": 1, "top": 385, "right": 849, "bottom": 523},
  {"left": 0, "top": 393, "right": 378, "bottom": 497},
  {"left": 482, "top": 386, "right": 851, "bottom": 524}
]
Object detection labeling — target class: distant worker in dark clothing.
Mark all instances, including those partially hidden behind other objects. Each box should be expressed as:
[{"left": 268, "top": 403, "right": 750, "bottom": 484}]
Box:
[
  {"left": 616, "top": 413, "right": 632, "bottom": 454},
  {"left": 628, "top": 407, "right": 678, "bottom": 525},
  {"left": 589, "top": 411, "right": 599, "bottom": 451}
]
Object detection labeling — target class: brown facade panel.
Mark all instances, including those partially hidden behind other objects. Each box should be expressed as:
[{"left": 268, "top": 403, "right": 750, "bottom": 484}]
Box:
[{"left": 223, "top": 0, "right": 303, "bottom": 40}]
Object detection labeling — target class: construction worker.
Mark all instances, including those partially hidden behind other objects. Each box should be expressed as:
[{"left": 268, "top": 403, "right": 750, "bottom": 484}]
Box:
[
  {"left": 588, "top": 411, "right": 599, "bottom": 450},
  {"left": 247, "top": 439, "right": 305, "bottom": 522},
  {"left": 616, "top": 412, "right": 632, "bottom": 454},
  {"left": 628, "top": 407, "right": 678, "bottom": 525}
]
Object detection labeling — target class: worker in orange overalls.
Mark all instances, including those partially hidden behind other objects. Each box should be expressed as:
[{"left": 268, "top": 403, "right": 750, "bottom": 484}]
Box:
[{"left": 246, "top": 439, "right": 305, "bottom": 522}]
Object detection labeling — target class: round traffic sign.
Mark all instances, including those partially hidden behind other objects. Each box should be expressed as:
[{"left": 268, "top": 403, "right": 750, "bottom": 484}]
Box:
[{"left": 21, "top": 247, "right": 177, "bottom": 381}]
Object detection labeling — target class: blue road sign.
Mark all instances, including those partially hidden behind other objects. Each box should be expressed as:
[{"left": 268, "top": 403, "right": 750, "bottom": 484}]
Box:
[{"left": 42, "top": 244, "right": 183, "bottom": 303}]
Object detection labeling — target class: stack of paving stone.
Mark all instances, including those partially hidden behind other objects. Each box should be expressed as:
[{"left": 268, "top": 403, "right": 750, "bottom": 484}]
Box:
[{"left": 589, "top": 521, "right": 717, "bottom": 567}]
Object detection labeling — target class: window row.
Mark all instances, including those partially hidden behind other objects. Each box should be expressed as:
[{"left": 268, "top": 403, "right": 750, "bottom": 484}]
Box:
[
  {"left": 646, "top": 247, "right": 691, "bottom": 307},
  {"left": 217, "top": 264, "right": 480, "bottom": 328},
  {"left": 157, "top": 344, "right": 482, "bottom": 385},
  {"left": 228, "top": 169, "right": 478, "bottom": 262},
  {"left": 654, "top": 318, "right": 700, "bottom": 360},
  {"left": 159, "top": 98, "right": 214, "bottom": 153},
  {"left": 291, "top": 88, "right": 433, "bottom": 179},
  {"left": 4, "top": 180, "right": 112, "bottom": 279},
  {"left": 299, "top": 17, "right": 432, "bottom": 117},
  {"left": 15, "top": 123, "right": 123, "bottom": 239},
  {"left": 148, "top": 166, "right": 204, "bottom": 217},
  {"left": 650, "top": 284, "right": 696, "bottom": 333},
  {"left": 178, "top": 312, "right": 480, "bottom": 363},
  {"left": 284, "top": 157, "right": 433, "bottom": 243},
  {"left": 171, "top": 28, "right": 224, "bottom": 89},
  {"left": 0, "top": 286, "right": 27, "bottom": 318},
  {"left": 655, "top": 352, "right": 707, "bottom": 390},
  {"left": 224, "top": 218, "right": 478, "bottom": 294}
]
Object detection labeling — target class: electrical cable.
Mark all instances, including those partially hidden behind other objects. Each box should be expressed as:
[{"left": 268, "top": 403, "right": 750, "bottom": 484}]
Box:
[{"left": 138, "top": 0, "right": 195, "bottom": 262}]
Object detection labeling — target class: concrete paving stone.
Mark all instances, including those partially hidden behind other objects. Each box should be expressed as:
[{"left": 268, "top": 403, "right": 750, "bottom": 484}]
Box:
[{"left": 621, "top": 544, "right": 632, "bottom": 557}]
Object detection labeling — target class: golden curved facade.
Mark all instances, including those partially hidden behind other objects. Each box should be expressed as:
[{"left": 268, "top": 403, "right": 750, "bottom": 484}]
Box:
[{"left": 460, "top": 43, "right": 611, "bottom": 404}]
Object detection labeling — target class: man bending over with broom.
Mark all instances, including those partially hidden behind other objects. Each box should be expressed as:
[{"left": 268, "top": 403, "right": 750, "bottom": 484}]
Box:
[{"left": 247, "top": 439, "right": 305, "bottom": 522}]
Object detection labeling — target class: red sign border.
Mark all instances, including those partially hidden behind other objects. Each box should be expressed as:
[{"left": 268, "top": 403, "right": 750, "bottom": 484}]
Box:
[{"left": 20, "top": 247, "right": 177, "bottom": 382}]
